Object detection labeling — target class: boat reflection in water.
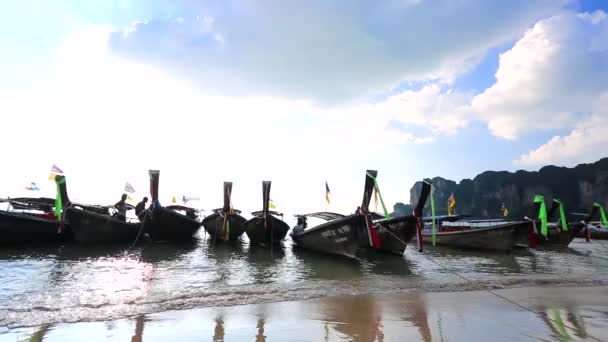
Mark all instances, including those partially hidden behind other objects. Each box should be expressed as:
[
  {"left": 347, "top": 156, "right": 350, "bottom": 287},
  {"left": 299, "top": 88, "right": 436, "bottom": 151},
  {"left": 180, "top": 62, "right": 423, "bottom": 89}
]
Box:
[
  {"left": 23, "top": 325, "right": 51, "bottom": 342},
  {"left": 131, "top": 315, "right": 145, "bottom": 342},
  {"left": 321, "top": 295, "right": 384, "bottom": 342},
  {"left": 213, "top": 316, "right": 225, "bottom": 342},
  {"left": 398, "top": 292, "right": 433, "bottom": 342},
  {"left": 538, "top": 306, "right": 590, "bottom": 341}
]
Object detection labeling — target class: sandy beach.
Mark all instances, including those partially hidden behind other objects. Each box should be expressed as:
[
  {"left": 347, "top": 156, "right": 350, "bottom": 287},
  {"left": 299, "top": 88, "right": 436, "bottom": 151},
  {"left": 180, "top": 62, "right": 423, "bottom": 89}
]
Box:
[{"left": 3, "top": 285, "right": 607, "bottom": 342}]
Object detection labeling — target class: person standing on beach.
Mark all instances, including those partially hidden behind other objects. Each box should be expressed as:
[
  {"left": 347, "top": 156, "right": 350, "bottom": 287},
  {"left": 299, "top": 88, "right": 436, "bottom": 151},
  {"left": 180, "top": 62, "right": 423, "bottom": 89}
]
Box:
[{"left": 114, "top": 194, "right": 128, "bottom": 222}]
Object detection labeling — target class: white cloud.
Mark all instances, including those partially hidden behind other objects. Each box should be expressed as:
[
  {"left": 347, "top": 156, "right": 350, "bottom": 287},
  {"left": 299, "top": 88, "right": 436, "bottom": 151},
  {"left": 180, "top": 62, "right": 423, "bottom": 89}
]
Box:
[
  {"left": 375, "top": 84, "right": 472, "bottom": 136},
  {"left": 515, "top": 114, "right": 608, "bottom": 167},
  {"left": 472, "top": 10, "right": 608, "bottom": 139},
  {"left": 0, "top": 25, "right": 439, "bottom": 214},
  {"left": 108, "top": 0, "right": 569, "bottom": 103},
  {"left": 515, "top": 93, "right": 608, "bottom": 167}
]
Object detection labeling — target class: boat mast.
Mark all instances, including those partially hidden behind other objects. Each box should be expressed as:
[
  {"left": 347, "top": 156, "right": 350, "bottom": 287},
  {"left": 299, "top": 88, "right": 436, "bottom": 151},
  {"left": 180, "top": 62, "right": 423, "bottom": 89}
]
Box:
[
  {"left": 148, "top": 170, "right": 160, "bottom": 207},
  {"left": 361, "top": 170, "right": 377, "bottom": 213},
  {"left": 414, "top": 179, "right": 432, "bottom": 252},
  {"left": 262, "top": 181, "right": 271, "bottom": 222},
  {"left": 223, "top": 182, "right": 232, "bottom": 213},
  {"left": 221, "top": 182, "right": 233, "bottom": 241}
]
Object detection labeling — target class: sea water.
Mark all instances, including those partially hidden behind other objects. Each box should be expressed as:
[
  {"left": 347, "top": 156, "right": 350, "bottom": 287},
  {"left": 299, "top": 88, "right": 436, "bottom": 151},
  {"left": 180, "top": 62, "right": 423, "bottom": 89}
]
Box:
[{"left": 1, "top": 234, "right": 607, "bottom": 330}]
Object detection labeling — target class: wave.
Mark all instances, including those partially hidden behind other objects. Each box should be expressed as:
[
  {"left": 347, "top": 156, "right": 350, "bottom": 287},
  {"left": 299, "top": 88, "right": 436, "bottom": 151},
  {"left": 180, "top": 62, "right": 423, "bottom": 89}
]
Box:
[{"left": 2, "top": 273, "right": 608, "bottom": 330}]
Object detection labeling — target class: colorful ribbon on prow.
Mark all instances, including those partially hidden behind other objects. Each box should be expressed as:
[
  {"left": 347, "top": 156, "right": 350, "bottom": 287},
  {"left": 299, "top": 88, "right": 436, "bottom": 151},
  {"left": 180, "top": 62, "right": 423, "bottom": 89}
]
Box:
[
  {"left": 534, "top": 195, "right": 548, "bottom": 237},
  {"left": 430, "top": 184, "right": 436, "bottom": 246},
  {"left": 366, "top": 172, "right": 390, "bottom": 220},
  {"left": 552, "top": 199, "right": 568, "bottom": 231},
  {"left": 54, "top": 177, "right": 65, "bottom": 233},
  {"left": 593, "top": 202, "right": 608, "bottom": 226},
  {"left": 364, "top": 172, "right": 382, "bottom": 249}
]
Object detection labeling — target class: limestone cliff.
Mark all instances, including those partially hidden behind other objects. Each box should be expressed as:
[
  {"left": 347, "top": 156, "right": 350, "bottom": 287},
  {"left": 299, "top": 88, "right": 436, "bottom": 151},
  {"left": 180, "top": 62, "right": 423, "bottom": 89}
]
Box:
[{"left": 409, "top": 158, "right": 608, "bottom": 219}]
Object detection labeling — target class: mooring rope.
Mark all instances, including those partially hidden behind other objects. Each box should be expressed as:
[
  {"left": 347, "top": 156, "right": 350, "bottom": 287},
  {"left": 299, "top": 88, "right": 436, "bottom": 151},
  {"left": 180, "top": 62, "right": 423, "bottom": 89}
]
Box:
[
  {"left": 371, "top": 216, "right": 600, "bottom": 339},
  {"left": 418, "top": 252, "right": 602, "bottom": 341},
  {"left": 130, "top": 210, "right": 149, "bottom": 249},
  {"left": 379, "top": 223, "right": 410, "bottom": 249}
]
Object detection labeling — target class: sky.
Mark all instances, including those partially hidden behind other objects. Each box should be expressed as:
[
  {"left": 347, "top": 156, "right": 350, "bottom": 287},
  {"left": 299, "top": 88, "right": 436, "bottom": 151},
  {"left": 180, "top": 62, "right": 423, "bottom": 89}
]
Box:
[{"left": 1, "top": 0, "right": 607, "bottom": 217}]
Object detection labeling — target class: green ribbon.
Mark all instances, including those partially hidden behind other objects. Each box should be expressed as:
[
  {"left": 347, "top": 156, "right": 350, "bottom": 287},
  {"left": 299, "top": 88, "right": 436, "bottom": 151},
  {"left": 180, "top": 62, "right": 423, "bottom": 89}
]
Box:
[
  {"left": 534, "top": 195, "right": 548, "bottom": 237},
  {"left": 553, "top": 199, "right": 568, "bottom": 232},
  {"left": 431, "top": 185, "right": 436, "bottom": 246},
  {"left": 552, "top": 309, "right": 570, "bottom": 341},
  {"left": 366, "top": 172, "right": 390, "bottom": 219},
  {"left": 54, "top": 177, "right": 65, "bottom": 219},
  {"left": 593, "top": 202, "right": 608, "bottom": 226}
]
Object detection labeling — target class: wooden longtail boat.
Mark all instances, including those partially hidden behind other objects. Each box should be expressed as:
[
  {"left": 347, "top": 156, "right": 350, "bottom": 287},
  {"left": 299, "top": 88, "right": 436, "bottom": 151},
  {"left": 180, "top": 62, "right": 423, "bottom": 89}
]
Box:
[
  {"left": 55, "top": 175, "right": 141, "bottom": 244},
  {"left": 291, "top": 212, "right": 366, "bottom": 258},
  {"left": 201, "top": 182, "right": 247, "bottom": 242},
  {"left": 143, "top": 170, "right": 202, "bottom": 242},
  {"left": 421, "top": 219, "right": 527, "bottom": 251},
  {"left": 0, "top": 197, "right": 62, "bottom": 244},
  {"left": 65, "top": 206, "right": 140, "bottom": 244},
  {"left": 577, "top": 222, "right": 608, "bottom": 240},
  {"left": 516, "top": 198, "right": 584, "bottom": 248},
  {"left": 371, "top": 179, "right": 432, "bottom": 255},
  {"left": 572, "top": 204, "right": 608, "bottom": 240},
  {"left": 291, "top": 170, "right": 376, "bottom": 259},
  {"left": 244, "top": 181, "right": 290, "bottom": 247}
]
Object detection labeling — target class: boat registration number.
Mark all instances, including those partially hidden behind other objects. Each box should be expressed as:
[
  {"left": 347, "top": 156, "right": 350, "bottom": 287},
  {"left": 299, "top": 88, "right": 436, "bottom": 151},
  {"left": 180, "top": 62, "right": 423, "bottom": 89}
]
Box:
[{"left": 321, "top": 225, "right": 351, "bottom": 238}]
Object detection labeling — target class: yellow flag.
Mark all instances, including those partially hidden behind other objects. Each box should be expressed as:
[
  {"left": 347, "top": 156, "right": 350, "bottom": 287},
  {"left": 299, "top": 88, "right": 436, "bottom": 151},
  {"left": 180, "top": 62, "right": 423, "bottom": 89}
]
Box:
[
  {"left": 172, "top": 196, "right": 177, "bottom": 204},
  {"left": 127, "top": 195, "right": 134, "bottom": 202},
  {"left": 48, "top": 173, "right": 56, "bottom": 181},
  {"left": 269, "top": 199, "right": 277, "bottom": 209}
]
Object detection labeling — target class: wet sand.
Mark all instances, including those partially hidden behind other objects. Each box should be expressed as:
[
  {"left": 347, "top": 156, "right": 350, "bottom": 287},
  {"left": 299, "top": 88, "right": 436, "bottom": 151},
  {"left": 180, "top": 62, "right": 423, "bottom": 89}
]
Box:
[{"left": 3, "top": 285, "right": 607, "bottom": 342}]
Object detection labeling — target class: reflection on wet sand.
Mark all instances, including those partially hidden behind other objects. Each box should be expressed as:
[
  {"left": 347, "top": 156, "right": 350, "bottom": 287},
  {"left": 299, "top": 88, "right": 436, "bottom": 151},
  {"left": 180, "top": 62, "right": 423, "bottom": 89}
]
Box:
[
  {"left": 539, "top": 306, "right": 588, "bottom": 341},
  {"left": 25, "top": 324, "right": 50, "bottom": 342},
  {"left": 131, "top": 315, "right": 145, "bottom": 342},
  {"left": 402, "top": 291, "right": 432, "bottom": 342},
  {"left": 255, "top": 318, "right": 266, "bottom": 342},
  {"left": 213, "top": 317, "right": 225, "bottom": 342},
  {"left": 321, "top": 295, "right": 383, "bottom": 342}
]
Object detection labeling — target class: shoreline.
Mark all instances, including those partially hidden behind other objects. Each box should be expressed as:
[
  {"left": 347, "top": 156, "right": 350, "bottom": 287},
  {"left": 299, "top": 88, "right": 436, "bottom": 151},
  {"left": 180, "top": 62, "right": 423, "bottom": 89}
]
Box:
[
  {"left": 3, "top": 285, "right": 608, "bottom": 341},
  {"left": 3, "top": 272, "right": 608, "bottom": 331}
]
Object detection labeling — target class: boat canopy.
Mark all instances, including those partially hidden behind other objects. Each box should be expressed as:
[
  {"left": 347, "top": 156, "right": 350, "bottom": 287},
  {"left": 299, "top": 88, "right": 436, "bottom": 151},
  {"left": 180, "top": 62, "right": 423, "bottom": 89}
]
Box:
[
  {"left": 422, "top": 214, "right": 471, "bottom": 222},
  {"left": 2, "top": 197, "right": 56, "bottom": 210},
  {"left": 211, "top": 208, "right": 242, "bottom": 215},
  {"left": 71, "top": 202, "right": 135, "bottom": 214},
  {"left": 251, "top": 210, "right": 283, "bottom": 217},
  {"left": 294, "top": 212, "right": 346, "bottom": 221},
  {"left": 166, "top": 205, "right": 200, "bottom": 213},
  {"left": 2, "top": 197, "right": 135, "bottom": 214}
]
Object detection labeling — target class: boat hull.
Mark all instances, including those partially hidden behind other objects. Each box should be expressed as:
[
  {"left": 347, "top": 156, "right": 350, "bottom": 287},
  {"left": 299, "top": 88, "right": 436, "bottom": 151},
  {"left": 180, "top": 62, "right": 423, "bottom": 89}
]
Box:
[
  {"left": 515, "top": 223, "right": 583, "bottom": 248},
  {"left": 291, "top": 214, "right": 367, "bottom": 259},
  {"left": 145, "top": 206, "right": 202, "bottom": 242},
  {"left": 0, "top": 211, "right": 62, "bottom": 245},
  {"left": 575, "top": 224, "right": 608, "bottom": 240},
  {"left": 244, "top": 215, "right": 290, "bottom": 247},
  {"left": 421, "top": 222, "right": 525, "bottom": 251},
  {"left": 373, "top": 216, "right": 417, "bottom": 255},
  {"left": 65, "top": 207, "right": 140, "bottom": 244},
  {"left": 201, "top": 213, "right": 247, "bottom": 242}
]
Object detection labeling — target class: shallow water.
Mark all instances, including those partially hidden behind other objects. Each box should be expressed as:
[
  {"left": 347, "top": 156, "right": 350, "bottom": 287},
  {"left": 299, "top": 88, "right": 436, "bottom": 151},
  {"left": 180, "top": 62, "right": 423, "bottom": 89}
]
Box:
[
  {"left": 4, "top": 287, "right": 608, "bottom": 341},
  {"left": 1, "top": 234, "right": 607, "bottom": 330}
]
